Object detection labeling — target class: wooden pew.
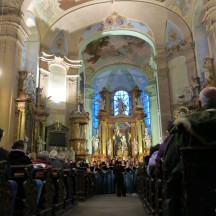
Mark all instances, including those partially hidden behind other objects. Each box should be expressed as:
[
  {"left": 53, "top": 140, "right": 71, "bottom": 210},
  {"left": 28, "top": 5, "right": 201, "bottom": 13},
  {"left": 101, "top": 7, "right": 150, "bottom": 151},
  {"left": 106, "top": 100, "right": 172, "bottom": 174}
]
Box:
[
  {"left": 33, "top": 168, "right": 54, "bottom": 216},
  {"left": 180, "top": 146, "right": 216, "bottom": 216},
  {"left": 0, "top": 160, "right": 12, "bottom": 216},
  {"left": 10, "top": 164, "right": 38, "bottom": 216}
]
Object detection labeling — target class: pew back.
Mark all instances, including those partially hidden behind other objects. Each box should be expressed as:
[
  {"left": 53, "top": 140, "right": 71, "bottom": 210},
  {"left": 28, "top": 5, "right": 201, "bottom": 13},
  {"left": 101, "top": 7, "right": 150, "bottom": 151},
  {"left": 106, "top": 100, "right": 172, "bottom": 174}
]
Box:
[{"left": 181, "top": 146, "right": 216, "bottom": 216}]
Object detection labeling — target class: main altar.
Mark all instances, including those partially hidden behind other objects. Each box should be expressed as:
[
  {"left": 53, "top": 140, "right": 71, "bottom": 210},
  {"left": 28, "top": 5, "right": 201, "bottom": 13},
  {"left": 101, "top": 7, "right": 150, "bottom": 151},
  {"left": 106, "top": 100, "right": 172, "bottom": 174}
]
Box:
[{"left": 92, "top": 86, "right": 151, "bottom": 161}]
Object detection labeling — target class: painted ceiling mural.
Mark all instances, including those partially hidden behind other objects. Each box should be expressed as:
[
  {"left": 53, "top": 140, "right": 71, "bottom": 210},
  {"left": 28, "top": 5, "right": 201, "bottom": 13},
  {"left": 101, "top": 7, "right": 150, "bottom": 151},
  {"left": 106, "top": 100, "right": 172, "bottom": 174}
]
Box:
[
  {"left": 82, "top": 35, "right": 153, "bottom": 72},
  {"left": 92, "top": 67, "right": 148, "bottom": 92},
  {"left": 80, "top": 12, "right": 152, "bottom": 44}
]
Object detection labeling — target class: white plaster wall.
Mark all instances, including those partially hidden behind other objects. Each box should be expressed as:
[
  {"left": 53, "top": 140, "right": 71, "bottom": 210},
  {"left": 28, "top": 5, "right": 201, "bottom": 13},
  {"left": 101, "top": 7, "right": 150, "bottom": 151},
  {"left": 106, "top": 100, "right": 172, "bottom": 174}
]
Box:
[{"left": 168, "top": 56, "right": 189, "bottom": 104}]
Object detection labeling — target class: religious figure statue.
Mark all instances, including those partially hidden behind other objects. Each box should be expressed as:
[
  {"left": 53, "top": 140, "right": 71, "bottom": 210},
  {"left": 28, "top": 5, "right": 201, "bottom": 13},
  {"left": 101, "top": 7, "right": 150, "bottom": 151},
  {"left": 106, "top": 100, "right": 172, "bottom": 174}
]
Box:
[
  {"left": 133, "top": 138, "right": 138, "bottom": 155},
  {"left": 117, "top": 98, "right": 127, "bottom": 114},
  {"left": 135, "top": 96, "right": 143, "bottom": 109},
  {"left": 99, "top": 98, "right": 106, "bottom": 110},
  {"left": 107, "top": 138, "right": 112, "bottom": 156},
  {"left": 117, "top": 134, "right": 128, "bottom": 158},
  {"left": 144, "top": 128, "right": 151, "bottom": 149},
  {"left": 37, "top": 136, "right": 45, "bottom": 152},
  {"left": 92, "top": 134, "right": 99, "bottom": 153}
]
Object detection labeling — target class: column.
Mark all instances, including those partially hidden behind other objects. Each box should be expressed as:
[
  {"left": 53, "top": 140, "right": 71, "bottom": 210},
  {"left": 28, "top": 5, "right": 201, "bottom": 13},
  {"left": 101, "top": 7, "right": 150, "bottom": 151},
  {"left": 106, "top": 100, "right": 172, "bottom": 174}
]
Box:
[
  {"left": 130, "top": 123, "right": 136, "bottom": 156},
  {"left": 85, "top": 86, "right": 95, "bottom": 154},
  {"left": 101, "top": 121, "right": 107, "bottom": 155},
  {"left": 0, "top": 1, "right": 29, "bottom": 148},
  {"left": 145, "top": 84, "right": 161, "bottom": 144},
  {"left": 136, "top": 120, "right": 143, "bottom": 153},
  {"left": 154, "top": 49, "right": 172, "bottom": 137}
]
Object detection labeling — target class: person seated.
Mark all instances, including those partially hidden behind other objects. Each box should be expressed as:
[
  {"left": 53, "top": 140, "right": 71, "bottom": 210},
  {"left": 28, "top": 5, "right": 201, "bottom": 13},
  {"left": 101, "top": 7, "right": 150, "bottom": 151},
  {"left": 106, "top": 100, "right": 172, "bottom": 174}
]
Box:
[
  {"left": 146, "top": 144, "right": 160, "bottom": 177},
  {"left": 163, "top": 87, "right": 216, "bottom": 216},
  {"left": 0, "top": 128, "right": 18, "bottom": 216},
  {"left": 8, "top": 140, "right": 43, "bottom": 205},
  {"left": 33, "top": 151, "right": 52, "bottom": 169},
  {"left": 48, "top": 149, "right": 63, "bottom": 169}
]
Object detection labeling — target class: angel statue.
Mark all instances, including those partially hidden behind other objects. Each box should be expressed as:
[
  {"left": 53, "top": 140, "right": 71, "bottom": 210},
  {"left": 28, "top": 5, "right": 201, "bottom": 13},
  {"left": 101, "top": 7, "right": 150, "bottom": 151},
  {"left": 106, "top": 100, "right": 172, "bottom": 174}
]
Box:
[{"left": 92, "top": 134, "right": 99, "bottom": 153}]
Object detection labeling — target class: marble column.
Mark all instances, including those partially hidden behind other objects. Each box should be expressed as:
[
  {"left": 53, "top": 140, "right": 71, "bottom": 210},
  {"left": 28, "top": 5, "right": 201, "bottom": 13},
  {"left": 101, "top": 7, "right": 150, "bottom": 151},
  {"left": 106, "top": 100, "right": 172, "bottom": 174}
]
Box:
[
  {"left": 145, "top": 84, "right": 161, "bottom": 144},
  {"left": 0, "top": 1, "right": 29, "bottom": 148},
  {"left": 85, "top": 86, "right": 95, "bottom": 154},
  {"left": 154, "top": 48, "right": 172, "bottom": 137}
]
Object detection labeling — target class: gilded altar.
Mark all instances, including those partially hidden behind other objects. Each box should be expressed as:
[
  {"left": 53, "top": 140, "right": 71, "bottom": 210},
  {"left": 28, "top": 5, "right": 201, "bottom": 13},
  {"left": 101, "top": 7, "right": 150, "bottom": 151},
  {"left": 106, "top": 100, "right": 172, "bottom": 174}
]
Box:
[{"left": 94, "top": 87, "right": 151, "bottom": 161}]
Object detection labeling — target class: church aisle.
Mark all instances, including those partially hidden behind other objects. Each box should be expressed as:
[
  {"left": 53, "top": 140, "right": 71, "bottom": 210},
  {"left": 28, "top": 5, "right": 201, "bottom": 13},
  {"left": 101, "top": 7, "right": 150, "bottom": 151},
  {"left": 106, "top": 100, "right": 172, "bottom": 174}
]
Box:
[{"left": 63, "top": 194, "right": 147, "bottom": 216}]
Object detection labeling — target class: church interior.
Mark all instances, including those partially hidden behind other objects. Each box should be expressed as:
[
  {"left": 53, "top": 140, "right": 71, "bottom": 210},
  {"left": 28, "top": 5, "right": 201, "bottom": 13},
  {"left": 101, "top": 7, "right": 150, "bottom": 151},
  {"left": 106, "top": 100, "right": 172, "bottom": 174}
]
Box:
[{"left": 0, "top": 0, "right": 216, "bottom": 216}]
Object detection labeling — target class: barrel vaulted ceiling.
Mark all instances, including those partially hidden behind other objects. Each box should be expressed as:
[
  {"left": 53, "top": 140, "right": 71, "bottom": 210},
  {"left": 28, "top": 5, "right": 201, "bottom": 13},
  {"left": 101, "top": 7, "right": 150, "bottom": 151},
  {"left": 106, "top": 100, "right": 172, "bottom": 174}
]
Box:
[{"left": 20, "top": 0, "right": 198, "bottom": 91}]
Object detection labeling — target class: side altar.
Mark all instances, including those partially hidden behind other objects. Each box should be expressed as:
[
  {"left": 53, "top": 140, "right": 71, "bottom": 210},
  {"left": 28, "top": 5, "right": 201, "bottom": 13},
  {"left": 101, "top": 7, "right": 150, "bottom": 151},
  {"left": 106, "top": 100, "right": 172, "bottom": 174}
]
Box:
[{"left": 93, "top": 87, "right": 151, "bottom": 161}]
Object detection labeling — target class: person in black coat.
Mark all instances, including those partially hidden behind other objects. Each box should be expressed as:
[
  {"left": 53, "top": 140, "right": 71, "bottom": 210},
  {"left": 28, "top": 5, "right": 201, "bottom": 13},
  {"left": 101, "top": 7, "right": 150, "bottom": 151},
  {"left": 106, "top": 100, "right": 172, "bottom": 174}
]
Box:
[
  {"left": 8, "top": 140, "right": 32, "bottom": 165},
  {"left": 0, "top": 128, "right": 18, "bottom": 216},
  {"left": 8, "top": 140, "right": 43, "bottom": 205},
  {"left": 113, "top": 160, "right": 126, "bottom": 197}
]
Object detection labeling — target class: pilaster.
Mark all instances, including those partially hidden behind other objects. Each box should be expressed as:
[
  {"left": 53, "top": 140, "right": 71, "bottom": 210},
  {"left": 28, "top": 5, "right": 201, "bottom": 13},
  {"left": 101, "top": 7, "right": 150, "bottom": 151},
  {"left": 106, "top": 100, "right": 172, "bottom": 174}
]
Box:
[{"left": 0, "top": 1, "right": 29, "bottom": 148}]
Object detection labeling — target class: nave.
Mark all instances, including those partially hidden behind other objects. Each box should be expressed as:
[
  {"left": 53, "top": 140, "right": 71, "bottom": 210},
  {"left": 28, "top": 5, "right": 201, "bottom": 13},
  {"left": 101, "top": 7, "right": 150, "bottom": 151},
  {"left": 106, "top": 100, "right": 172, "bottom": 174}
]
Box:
[{"left": 62, "top": 194, "right": 146, "bottom": 216}]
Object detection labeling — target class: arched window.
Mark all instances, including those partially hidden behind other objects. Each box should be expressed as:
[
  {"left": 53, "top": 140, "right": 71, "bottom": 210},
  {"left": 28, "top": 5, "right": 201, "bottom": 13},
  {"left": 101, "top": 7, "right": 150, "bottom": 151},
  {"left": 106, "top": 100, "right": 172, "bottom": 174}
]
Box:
[{"left": 113, "top": 90, "right": 130, "bottom": 116}]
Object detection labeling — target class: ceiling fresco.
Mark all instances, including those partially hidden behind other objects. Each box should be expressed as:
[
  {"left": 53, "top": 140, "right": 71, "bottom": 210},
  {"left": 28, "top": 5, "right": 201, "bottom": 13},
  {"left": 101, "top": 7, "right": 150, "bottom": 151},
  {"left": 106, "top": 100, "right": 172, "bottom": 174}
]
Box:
[
  {"left": 80, "top": 12, "right": 152, "bottom": 43},
  {"left": 82, "top": 35, "right": 153, "bottom": 72},
  {"left": 92, "top": 67, "right": 148, "bottom": 92}
]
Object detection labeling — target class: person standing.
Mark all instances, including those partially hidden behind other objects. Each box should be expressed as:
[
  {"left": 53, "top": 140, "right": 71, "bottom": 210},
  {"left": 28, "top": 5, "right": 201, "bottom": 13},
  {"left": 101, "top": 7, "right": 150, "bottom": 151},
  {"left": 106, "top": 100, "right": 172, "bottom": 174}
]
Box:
[{"left": 113, "top": 160, "right": 126, "bottom": 197}]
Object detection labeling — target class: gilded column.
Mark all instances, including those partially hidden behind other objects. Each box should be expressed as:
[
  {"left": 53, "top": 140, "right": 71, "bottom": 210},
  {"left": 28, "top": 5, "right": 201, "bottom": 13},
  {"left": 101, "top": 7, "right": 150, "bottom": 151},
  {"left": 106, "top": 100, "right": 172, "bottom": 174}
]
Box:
[
  {"left": 137, "top": 120, "right": 143, "bottom": 153},
  {"left": 99, "top": 122, "right": 102, "bottom": 154},
  {"left": 101, "top": 121, "right": 107, "bottom": 155},
  {"left": 130, "top": 123, "right": 136, "bottom": 156},
  {"left": 108, "top": 124, "right": 113, "bottom": 157}
]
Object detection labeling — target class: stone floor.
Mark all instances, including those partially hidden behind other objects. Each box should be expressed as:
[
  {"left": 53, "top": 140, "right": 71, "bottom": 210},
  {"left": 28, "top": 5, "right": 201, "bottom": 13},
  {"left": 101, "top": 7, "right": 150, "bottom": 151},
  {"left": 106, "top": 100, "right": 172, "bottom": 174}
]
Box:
[{"left": 62, "top": 194, "right": 147, "bottom": 216}]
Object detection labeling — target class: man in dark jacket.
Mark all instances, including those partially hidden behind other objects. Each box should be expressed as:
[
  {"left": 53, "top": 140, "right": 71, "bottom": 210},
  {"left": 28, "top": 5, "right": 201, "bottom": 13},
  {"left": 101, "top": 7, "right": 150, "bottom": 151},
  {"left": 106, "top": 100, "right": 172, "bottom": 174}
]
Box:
[
  {"left": 114, "top": 160, "right": 126, "bottom": 197},
  {"left": 8, "top": 140, "right": 32, "bottom": 165},
  {"left": 8, "top": 140, "right": 43, "bottom": 205},
  {"left": 0, "top": 128, "right": 18, "bottom": 216},
  {"left": 163, "top": 87, "right": 216, "bottom": 216}
]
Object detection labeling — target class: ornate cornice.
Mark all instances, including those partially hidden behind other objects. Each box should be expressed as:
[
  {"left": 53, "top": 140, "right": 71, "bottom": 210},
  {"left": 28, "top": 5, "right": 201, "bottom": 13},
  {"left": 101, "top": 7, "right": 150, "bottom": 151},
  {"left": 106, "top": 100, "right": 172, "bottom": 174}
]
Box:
[{"left": 0, "top": 16, "right": 30, "bottom": 48}]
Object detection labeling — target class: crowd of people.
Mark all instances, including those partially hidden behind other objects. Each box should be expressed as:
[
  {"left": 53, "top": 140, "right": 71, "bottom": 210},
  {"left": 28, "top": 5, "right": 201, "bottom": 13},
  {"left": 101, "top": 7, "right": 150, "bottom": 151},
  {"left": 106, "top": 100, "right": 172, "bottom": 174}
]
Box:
[
  {"left": 144, "top": 86, "right": 216, "bottom": 216},
  {"left": 1, "top": 86, "right": 216, "bottom": 216},
  {"left": 0, "top": 128, "right": 142, "bottom": 215}
]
